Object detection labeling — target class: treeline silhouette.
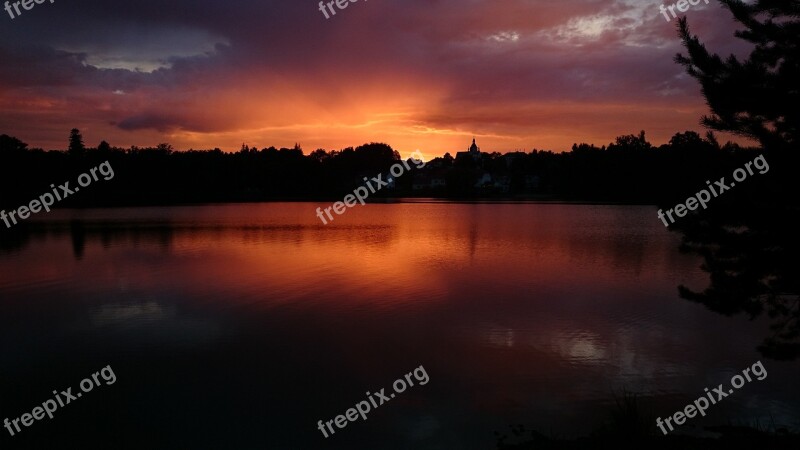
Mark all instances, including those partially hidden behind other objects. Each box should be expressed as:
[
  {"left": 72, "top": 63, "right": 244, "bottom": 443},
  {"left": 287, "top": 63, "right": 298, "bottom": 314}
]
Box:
[{"left": 1, "top": 129, "right": 791, "bottom": 208}]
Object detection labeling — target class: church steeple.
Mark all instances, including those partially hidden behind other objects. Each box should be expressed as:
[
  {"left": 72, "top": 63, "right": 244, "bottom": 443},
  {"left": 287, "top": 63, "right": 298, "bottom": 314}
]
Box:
[
  {"left": 457, "top": 137, "right": 483, "bottom": 162},
  {"left": 469, "top": 137, "right": 480, "bottom": 154}
]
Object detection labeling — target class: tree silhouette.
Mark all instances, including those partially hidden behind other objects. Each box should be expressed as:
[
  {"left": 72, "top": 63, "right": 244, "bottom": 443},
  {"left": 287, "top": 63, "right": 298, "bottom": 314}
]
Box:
[
  {"left": 674, "top": 0, "right": 800, "bottom": 360},
  {"left": 68, "top": 128, "right": 85, "bottom": 156},
  {"left": 0, "top": 134, "right": 28, "bottom": 154},
  {"left": 608, "top": 130, "right": 651, "bottom": 153},
  {"left": 675, "top": 0, "right": 800, "bottom": 151}
]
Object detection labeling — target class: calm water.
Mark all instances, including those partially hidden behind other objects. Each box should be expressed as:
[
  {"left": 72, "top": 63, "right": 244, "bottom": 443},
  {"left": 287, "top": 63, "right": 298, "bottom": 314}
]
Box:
[{"left": 1, "top": 203, "right": 798, "bottom": 449}]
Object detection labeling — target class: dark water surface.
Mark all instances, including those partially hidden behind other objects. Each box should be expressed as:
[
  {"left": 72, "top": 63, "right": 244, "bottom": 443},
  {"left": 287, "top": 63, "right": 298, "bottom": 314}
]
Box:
[{"left": 1, "top": 203, "right": 798, "bottom": 449}]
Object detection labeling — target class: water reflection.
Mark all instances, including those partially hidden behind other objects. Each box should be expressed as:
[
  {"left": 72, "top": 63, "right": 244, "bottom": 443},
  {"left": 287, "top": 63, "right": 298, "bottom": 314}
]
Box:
[
  {"left": 676, "top": 205, "right": 800, "bottom": 360},
  {"left": 91, "top": 302, "right": 169, "bottom": 326},
  {"left": 0, "top": 203, "right": 798, "bottom": 449}
]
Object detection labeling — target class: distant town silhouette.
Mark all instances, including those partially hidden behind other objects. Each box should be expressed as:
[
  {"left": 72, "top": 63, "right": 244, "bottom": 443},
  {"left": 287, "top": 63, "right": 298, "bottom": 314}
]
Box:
[{"left": 0, "top": 129, "right": 774, "bottom": 208}]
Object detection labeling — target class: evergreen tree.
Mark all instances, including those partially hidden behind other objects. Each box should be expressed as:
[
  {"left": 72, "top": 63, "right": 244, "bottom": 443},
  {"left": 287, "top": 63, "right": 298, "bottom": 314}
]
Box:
[
  {"left": 673, "top": 1, "right": 800, "bottom": 360},
  {"left": 675, "top": 0, "right": 800, "bottom": 151},
  {"left": 68, "top": 128, "right": 85, "bottom": 156}
]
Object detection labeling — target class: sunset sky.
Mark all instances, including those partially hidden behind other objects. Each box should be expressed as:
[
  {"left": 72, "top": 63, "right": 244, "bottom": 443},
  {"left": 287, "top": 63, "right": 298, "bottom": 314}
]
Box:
[{"left": 0, "top": 0, "right": 753, "bottom": 157}]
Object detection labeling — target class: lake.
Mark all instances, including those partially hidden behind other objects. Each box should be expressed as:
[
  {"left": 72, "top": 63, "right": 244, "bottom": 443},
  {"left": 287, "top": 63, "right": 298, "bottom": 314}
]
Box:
[{"left": 1, "top": 202, "right": 798, "bottom": 449}]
